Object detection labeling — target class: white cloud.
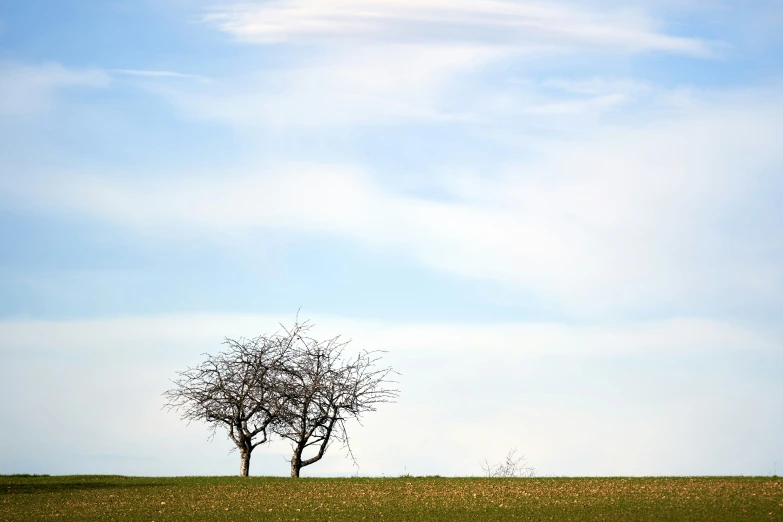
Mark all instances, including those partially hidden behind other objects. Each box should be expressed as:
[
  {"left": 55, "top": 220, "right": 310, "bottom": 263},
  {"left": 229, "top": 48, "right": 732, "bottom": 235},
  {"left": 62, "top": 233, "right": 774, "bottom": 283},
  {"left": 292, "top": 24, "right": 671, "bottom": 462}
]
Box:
[
  {"left": 155, "top": 43, "right": 500, "bottom": 127},
  {"left": 140, "top": 46, "right": 703, "bottom": 128},
  {"left": 2, "top": 313, "right": 775, "bottom": 359},
  {"left": 522, "top": 92, "right": 630, "bottom": 114},
  {"left": 0, "top": 62, "right": 110, "bottom": 116},
  {"left": 0, "top": 313, "right": 780, "bottom": 476},
  {"left": 203, "top": 0, "right": 715, "bottom": 57},
  {"left": 183, "top": 1, "right": 718, "bottom": 129},
  {"left": 541, "top": 76, "right": 653, "bottom": 97},
  {"left": 111, "top": 69, "right": 211, "bottom": 83},
  {"left": 3, "top": 89, "right": 782, "bottom": 315}
]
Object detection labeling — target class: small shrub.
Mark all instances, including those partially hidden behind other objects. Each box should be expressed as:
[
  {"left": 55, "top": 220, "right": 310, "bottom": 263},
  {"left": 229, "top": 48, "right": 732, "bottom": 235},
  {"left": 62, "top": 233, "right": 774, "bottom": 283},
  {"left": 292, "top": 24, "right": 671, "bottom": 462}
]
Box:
[{"left": 481, "top": 448, "right": 535, "bottom": 478}]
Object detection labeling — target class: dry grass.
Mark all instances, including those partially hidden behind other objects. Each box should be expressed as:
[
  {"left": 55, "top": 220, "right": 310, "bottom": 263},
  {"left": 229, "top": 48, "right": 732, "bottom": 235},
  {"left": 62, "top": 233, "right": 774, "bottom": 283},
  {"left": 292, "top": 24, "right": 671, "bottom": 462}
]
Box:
[{"left": 2, "top": 475, "right": 782, "bottom": 521}]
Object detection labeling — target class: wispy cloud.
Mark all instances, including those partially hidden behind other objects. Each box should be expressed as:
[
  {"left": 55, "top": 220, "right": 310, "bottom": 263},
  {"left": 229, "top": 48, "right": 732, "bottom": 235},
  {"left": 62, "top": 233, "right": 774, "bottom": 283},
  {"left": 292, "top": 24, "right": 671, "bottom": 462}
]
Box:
[
  {"left": 0, "top": 62, "right": 110, "bottom": 116},
  {"left": 111, "top": 69, "right": 211, "bottom": 83},
  {"left": 4, "top": 88, "right": 782, "bottom": 315},
  {"left": 154, "top": 44, "right": 500, "bottom": 126},
  {"left": 137, "top": 1, "right": 721, "bottom": 128},
  {"left": 203, "top": 0, "right": 717, "bottom": 57},
  {"left": 145, "top": 53, "right": 699, "bottom": 128}
]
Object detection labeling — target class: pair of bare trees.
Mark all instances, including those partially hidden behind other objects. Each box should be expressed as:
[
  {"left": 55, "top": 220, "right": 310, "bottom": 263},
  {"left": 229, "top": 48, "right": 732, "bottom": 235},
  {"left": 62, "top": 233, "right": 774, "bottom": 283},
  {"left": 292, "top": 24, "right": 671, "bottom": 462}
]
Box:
[{"left": 163, "top": 319, "right": 398, "bottom": 477}]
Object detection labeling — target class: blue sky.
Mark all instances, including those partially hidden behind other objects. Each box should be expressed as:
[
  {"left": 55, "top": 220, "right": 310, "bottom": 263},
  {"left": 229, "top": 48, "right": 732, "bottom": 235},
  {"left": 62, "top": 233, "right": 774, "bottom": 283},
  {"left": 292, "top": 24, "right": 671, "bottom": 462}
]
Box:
[{"left": 1, "top": 0, "right": 782, "bottom": 477}]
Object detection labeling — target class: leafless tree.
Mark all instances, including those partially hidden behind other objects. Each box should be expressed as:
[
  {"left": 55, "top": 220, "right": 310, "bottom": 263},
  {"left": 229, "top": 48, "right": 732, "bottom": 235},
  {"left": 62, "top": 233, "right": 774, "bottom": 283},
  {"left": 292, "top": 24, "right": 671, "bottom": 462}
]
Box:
[
  {"left": 481, "top": 448, "right": 535, "bottom": 478},
  {"left": 163, "top": 335, "right": 293, "bottom": 477},
  {"left": 274, "top": 320, "right": 399, "bottom": 478}
]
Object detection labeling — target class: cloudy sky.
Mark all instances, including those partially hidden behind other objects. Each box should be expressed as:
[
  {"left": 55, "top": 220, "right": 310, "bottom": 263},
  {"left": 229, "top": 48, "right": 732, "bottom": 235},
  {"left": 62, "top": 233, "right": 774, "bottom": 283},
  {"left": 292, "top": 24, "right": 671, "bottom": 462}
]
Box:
[{"left": 1, "top": 0, "right": 782, "bottom": 477}]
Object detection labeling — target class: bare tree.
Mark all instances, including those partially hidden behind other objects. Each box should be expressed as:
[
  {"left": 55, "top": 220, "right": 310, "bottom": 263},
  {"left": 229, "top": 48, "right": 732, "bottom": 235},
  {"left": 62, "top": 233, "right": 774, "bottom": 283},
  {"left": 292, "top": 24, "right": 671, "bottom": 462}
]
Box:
[
  {"left": 163, "top": 336, "right": 292, "bottom": 477},
  {"left": 274, "top": 320, "right": 399, "bottom": 478},
  {"left": 481, "top": 448, "right": 535, "bottom": 478}
]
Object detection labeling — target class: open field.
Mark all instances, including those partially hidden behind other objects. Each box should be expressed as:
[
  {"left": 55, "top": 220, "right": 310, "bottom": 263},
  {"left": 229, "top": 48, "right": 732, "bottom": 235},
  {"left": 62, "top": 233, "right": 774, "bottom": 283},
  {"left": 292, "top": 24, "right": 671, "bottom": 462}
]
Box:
[{"left": 2, "top": 475, "right": 782, "bottom": 521}]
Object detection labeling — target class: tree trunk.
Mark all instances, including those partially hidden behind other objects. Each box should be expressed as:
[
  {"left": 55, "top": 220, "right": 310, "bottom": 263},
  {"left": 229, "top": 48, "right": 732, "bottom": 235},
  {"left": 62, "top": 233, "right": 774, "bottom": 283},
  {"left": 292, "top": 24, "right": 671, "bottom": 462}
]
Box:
[
  {"left": 290, "top": 447, "right": 302, "bottom": 478},
  {"left": 240, "top": 449, "right": 251, "bottom": 477}
]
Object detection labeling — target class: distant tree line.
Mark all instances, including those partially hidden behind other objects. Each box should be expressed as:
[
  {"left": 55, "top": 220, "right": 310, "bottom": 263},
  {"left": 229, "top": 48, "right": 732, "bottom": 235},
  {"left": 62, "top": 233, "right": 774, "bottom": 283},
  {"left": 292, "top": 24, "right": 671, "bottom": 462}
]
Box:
[{"left": 164, "top": 318, "right": 398, "bottom": 477}]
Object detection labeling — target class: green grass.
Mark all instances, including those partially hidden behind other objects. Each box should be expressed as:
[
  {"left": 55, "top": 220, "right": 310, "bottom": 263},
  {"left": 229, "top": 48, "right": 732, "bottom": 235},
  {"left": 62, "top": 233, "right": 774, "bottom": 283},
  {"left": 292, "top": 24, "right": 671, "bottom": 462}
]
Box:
[{"left": 1, "top": 475, "right": 781, "bottom": 521}]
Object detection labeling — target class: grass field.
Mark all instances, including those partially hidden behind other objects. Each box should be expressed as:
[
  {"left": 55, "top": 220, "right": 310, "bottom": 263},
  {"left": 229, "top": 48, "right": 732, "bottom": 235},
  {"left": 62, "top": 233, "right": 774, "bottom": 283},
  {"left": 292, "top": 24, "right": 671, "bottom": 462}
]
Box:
[{"left": 2, "top": 475, "right": 782, "bottom": 521}]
